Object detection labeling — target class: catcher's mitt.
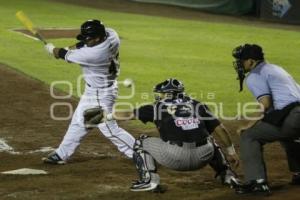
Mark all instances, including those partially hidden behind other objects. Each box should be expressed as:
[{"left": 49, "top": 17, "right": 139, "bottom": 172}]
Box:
[{"left": 83, "top": 106, "right": 104, "bottom": 129}]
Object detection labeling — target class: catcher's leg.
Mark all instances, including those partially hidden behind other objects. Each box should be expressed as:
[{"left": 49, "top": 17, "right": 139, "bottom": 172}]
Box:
[
  {"left": 130, "top": 135, "right": 160, "bottom": 192},
  {"left": 209, "top": 139, "right": 239, "bottom": 186}
]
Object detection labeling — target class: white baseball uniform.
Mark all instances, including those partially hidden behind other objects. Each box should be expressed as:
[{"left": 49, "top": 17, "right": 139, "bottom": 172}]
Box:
[{"left": 55, "top": 28, "right": 135, "bottom": 160}]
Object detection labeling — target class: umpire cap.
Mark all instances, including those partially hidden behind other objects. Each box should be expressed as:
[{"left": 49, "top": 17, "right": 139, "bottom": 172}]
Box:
[
  {"left": 77, "top": 19, "right": 106, "bottom": 41},
  {"left": 232, "top": 44, "right": 264, "bottom": 61}
]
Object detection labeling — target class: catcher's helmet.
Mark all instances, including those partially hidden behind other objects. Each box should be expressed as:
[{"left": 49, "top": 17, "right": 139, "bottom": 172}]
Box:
[
  {"left": 154, "top": 78, "right": 184, "bottom": 94},
  {"left": 76, "top": 19, "right": 106, "bottom": 41}
]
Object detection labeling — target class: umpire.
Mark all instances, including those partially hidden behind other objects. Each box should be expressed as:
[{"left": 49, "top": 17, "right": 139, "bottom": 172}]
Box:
[
  {"left": 232, "top": 44, "right": 300, "bottom": 195},
  {"left": 102, "top": 78, "right": 240, "bottom": 192}
]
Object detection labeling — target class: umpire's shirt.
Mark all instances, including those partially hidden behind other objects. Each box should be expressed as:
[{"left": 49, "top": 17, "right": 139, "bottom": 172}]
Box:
[
  {"left": 246, "top": 62, "right": 300, "bottom": 111},
  {"left": 134, "top": 97, "right": 220, "bottom": 143}
]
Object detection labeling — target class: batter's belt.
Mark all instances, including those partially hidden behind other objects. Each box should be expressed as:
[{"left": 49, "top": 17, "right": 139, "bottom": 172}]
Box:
[{"left": 86, "top": 81, "right": 114, "bottom": 89}]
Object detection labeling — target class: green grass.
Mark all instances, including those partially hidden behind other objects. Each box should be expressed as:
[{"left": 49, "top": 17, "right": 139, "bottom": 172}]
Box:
[{"left": 1, "top": 0, "right": 300, "bottom": 118}]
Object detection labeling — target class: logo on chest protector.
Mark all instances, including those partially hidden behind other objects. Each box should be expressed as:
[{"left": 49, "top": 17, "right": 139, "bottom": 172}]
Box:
[{"left": 174, "top": 117, "right": 200, "bottom": 130}]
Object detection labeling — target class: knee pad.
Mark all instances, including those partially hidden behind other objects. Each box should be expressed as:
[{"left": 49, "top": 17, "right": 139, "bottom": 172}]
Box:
[{"left": 133, "top": 134, "right": 149, "bottom": 151}]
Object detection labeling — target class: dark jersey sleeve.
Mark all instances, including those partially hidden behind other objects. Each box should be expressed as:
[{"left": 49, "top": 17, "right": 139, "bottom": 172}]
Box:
[
  {"left": 134, "top": 104, "right": 154, "bottom": 124},
  {"left": 196, "top": 101, "right": 221, "bottom": 134}
]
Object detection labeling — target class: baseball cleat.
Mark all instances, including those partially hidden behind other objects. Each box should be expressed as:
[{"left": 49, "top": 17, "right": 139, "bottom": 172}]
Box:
[
  {"left": 227, "top": 176, "right": 242, "bottom": 189},
  {"left": 234, "top": 179, "right": 271, "bottom": 196},
  {"left": 130, "top": 180, "right": 159, "bottom": 192},
  {"left": 217, "top": 169, "right": 241, "bottom": 187},
  {"left": 42, "top": 152, "right": 66, "bottom": 165}
]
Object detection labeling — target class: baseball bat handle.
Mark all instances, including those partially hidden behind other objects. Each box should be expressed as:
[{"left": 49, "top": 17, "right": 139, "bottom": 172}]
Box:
[{"left": 35, "top": 32, "right": 47, "bottom": 44}]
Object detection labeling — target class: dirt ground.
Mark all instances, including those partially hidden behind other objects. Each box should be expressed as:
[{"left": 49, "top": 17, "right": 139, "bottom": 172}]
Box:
[
  {"left": 2, "top": 0, "right": 300, "bottom": 199},
  {"left": 0, "top": 64, "right": 300, "bottom": 200}
]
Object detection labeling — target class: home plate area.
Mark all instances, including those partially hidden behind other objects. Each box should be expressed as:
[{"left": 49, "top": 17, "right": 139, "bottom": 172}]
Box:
[{"left": 2, "top": 168, "right": 48, "bottom": 175}]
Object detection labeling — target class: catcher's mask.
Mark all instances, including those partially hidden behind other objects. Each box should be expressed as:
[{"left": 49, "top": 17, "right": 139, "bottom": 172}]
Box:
[
  {"left": 232, "top": 44, "right": 264, "bottom": 92},
  {"left": 76, "top": 19, "right": 106, "bottom": 43},
  {"left": 153, "top": 78, "right": 185, "bottom": 101}
]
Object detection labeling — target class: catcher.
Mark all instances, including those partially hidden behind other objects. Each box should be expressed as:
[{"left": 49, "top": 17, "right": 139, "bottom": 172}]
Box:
[{"left": 86, "top": 78, "right": 240, "bottom": 192}]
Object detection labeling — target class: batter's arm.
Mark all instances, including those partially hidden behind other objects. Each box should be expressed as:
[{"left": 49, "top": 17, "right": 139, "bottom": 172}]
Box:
[
  {"left": 52, "top": 48, "right": 62, "bottom": 59},
  {"left": 45, "top": 41, "right": 85, "bottom": 60},
  {"left": 45, "top": 43, "right": 67, "bottom": 59},
  {"left": 69, "top": 41, "right": 85, "bottom": 50}
]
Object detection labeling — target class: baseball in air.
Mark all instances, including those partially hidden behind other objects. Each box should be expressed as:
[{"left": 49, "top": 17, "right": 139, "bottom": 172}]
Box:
[{"left": 123, "top": 78, "right": 133, "bottom": 88}]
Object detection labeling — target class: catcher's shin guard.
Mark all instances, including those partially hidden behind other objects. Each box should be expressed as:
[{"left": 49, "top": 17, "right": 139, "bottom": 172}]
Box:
[
  {"left": 209, "top": 140, "right": 229, "bottom": 173},
  {"left": 131, "top": 137, "right": 160, "bottom": 191}
]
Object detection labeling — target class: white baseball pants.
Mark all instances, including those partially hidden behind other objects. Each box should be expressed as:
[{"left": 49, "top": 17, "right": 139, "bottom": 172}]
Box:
[{"left": 55, "top": 84, "right": 135, "bottom": 160}]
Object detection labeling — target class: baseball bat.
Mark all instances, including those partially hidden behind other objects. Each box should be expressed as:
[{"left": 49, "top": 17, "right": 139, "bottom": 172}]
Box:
[{"left": 16, "top": 11, "right": 47, "bottom": 44}]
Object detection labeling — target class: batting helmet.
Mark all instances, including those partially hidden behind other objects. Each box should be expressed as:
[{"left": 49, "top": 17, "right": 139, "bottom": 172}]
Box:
[
  {"left": 154, "top": 78, "right": 185, "bottom": 94},
  {"left": 76, "top": 19, "right": 106, "bottom": 41}
]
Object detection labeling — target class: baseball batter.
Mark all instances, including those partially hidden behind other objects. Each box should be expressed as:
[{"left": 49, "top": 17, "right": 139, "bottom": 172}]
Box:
[
  {"left": 42, "top": 19, "right": 135, "bottom": 164},
  {"left": 98, "top": 78, "right": 240, "bottom": 192},
  {"left": 232, "top": 44, "right": 300, "bottom": 195}
]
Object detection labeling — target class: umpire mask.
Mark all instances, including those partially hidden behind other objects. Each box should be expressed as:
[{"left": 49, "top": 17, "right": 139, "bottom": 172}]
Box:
[
  {"left": 232, "top": 45, "right": 246, "bottom": 92},
  {"left": 232, "top": 44, "right": 264, "bottom": 92}
]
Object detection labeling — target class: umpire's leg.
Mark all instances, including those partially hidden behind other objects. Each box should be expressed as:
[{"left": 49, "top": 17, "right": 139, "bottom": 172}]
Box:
[
  {"left": 281, "top": 141, "right": 300, "bottom": 173},
  {"left": 240, "top": 121, "right": 281, "bottom": 182},
  {"left": 281, "top": 106, "right": 300, "bottom": 173}
]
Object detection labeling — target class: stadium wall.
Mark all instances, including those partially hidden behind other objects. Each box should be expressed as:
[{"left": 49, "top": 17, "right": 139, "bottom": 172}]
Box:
[
  {"left": 260, "top": 0, "right": 300, "bottom": 24},
  {"left": 131, "top": 0, "right": 255, "bottom": 15}
]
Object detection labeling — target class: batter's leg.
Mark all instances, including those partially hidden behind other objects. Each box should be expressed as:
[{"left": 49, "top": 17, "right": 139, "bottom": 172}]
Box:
[
  {"left": 96, "top": 87, "right": 135, "bottom": 158},
  {"left": 98, "top": 120, "right": 135, "bottom": 158},
  {"left": 55, "top": 101, "right": 90, "bottom": 161}
]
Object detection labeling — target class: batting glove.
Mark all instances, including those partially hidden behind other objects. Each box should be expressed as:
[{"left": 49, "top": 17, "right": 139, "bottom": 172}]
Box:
[
  {"left": 45, "top": 43, "right": 55, "bottom": 55},
  {"left": 226, "top": 144, "right": 236, "bottom": 156}
]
